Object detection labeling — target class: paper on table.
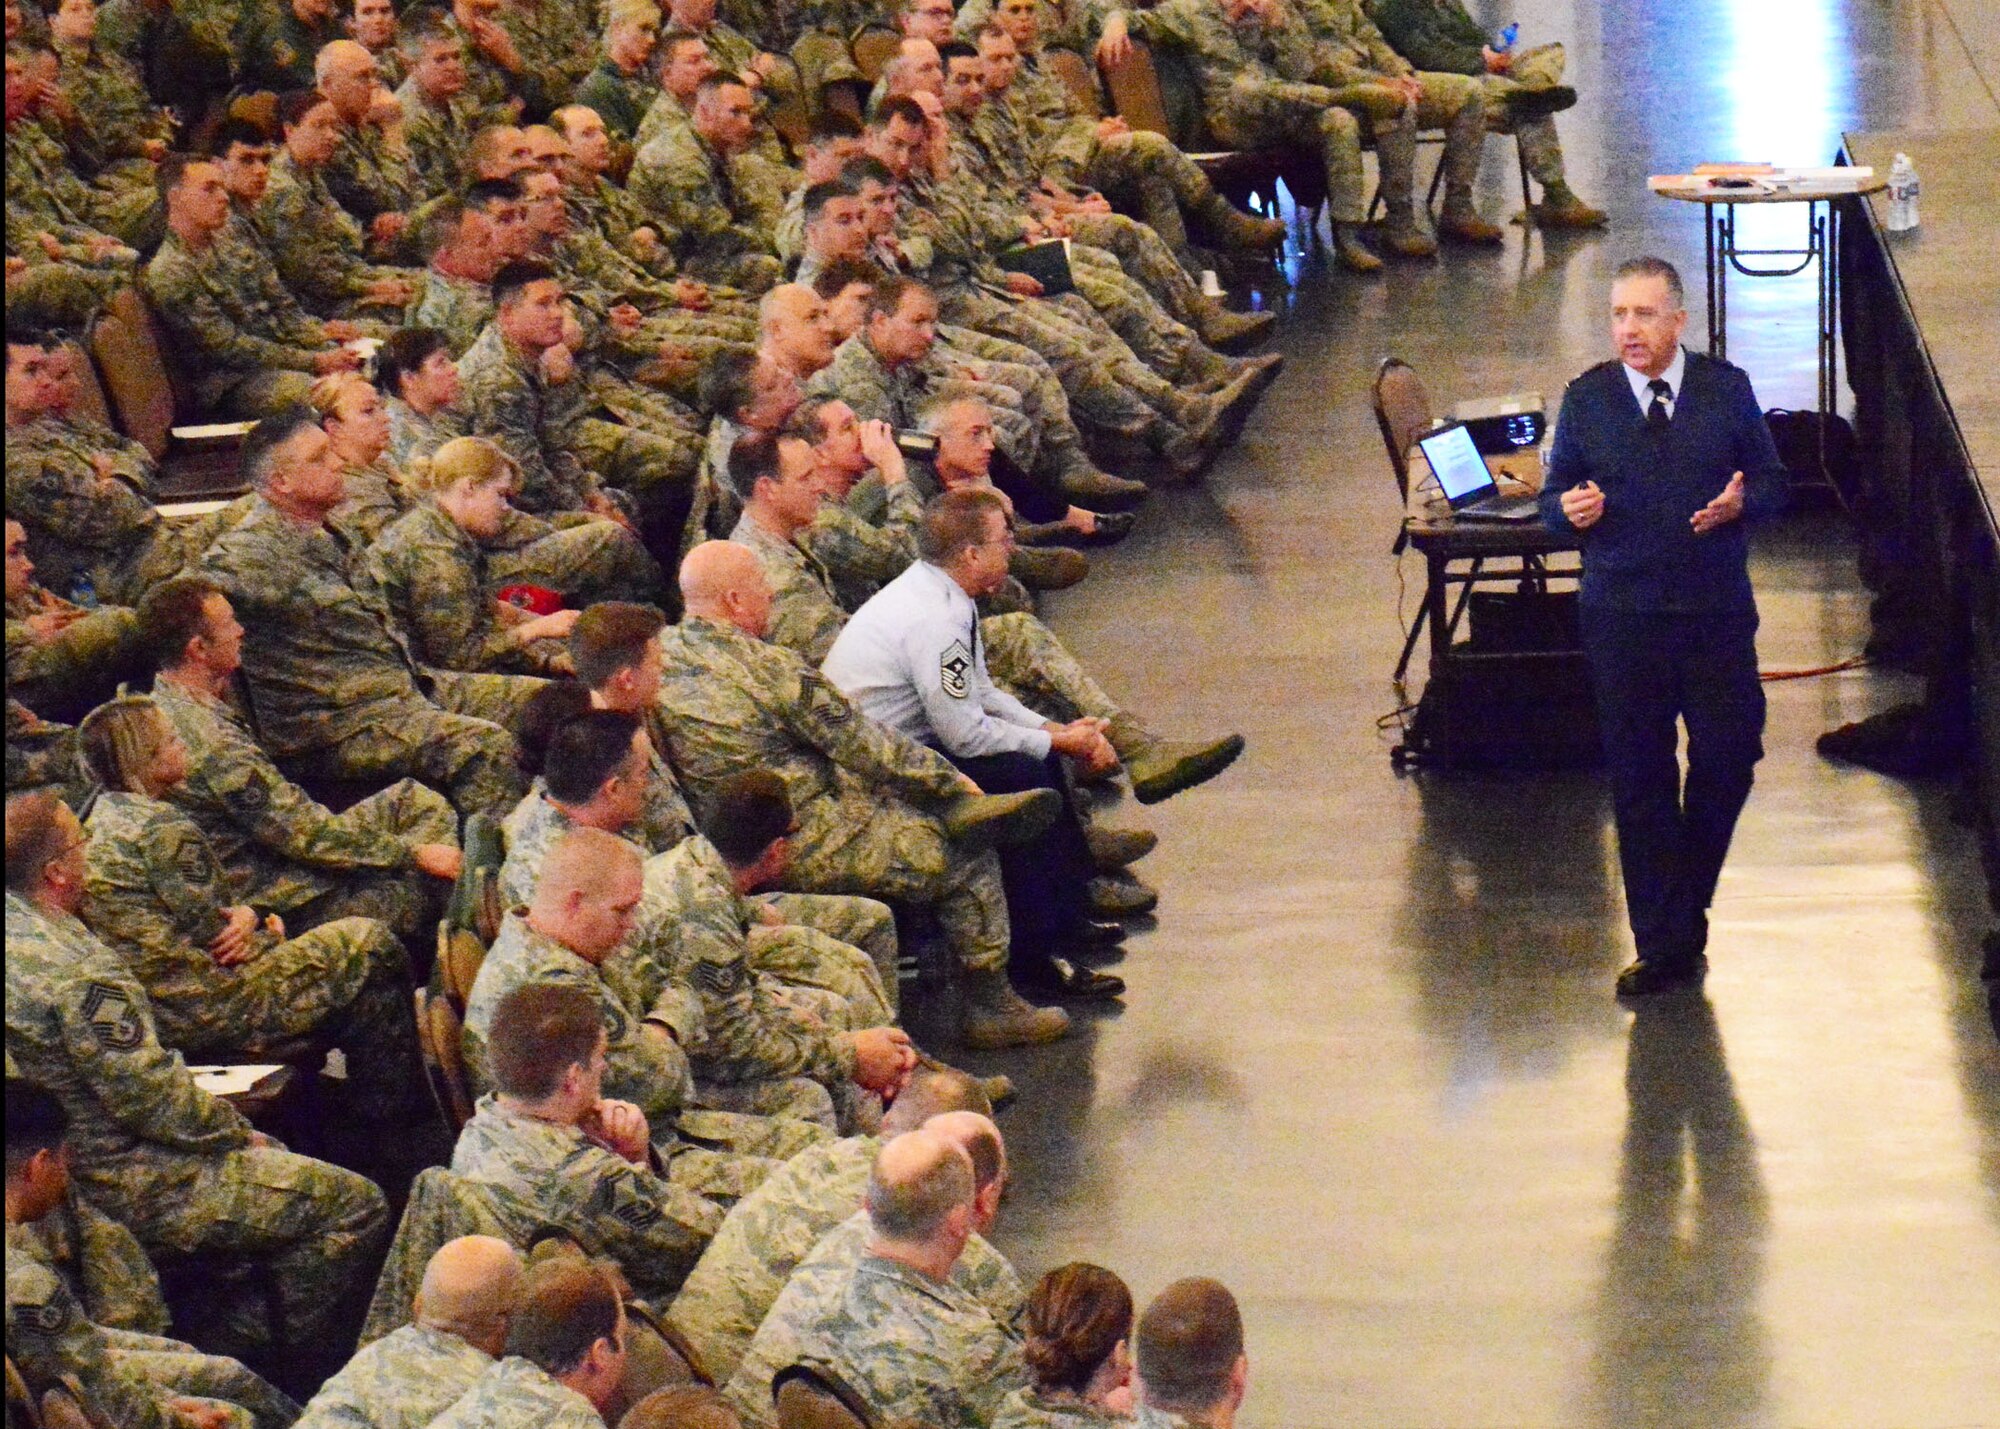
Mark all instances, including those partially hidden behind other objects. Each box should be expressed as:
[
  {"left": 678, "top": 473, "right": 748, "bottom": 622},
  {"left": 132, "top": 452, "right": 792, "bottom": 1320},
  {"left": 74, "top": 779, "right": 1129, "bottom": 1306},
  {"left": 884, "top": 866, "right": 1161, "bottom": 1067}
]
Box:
[{"left": 189, "top": 1064, "right": 285, "bottom": 1095}]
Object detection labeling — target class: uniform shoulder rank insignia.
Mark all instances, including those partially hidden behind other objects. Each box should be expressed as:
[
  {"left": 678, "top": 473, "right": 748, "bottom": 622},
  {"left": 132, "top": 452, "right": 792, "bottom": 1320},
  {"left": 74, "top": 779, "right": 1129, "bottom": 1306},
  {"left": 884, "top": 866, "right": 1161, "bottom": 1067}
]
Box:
[
  {"left": 174, "top": 836, "right": 218, "bottom": 885},
  {"left": 21, "top": 1296, "right": 70, "bottom": 1335},
  {"left": 799, "top": 671, "right": 850, "bottom": 725},
  {"left": 80, "top": 981, "right": 143, "bottom": 1050},
  {"left": 593, "top": 1171, "right": 662, "bottom": 1229},
  {"left": 693, "top": 958, "right": 745, "bottom": 996},
  {"left": 940, "top": 638, "right": 972, "bottom": 699}
]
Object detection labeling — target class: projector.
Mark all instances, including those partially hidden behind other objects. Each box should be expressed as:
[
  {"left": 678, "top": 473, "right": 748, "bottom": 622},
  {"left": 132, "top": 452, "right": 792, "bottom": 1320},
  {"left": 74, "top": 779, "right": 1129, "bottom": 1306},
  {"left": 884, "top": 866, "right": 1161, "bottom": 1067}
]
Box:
[{"left": 1449, "top": 393, "right": 1547, "bottom": 455}]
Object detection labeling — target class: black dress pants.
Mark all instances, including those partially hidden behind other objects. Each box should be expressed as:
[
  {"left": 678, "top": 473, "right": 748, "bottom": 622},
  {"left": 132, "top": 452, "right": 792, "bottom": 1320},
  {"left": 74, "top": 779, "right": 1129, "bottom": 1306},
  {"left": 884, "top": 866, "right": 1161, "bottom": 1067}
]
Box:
[
  {"left": 1580, "top": 607, "right": 1766, "bottom": 964},
  {"left": 942, "top": 747, "right": 1094, "bottom": 970}
]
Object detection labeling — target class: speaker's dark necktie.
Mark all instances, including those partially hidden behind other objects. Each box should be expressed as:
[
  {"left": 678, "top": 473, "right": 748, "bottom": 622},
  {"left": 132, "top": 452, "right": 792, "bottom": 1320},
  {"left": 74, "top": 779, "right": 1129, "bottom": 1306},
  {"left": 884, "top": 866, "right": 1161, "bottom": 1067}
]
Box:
[{"left": 1646, "top": 377, "right": 1672, "bottom": 433}]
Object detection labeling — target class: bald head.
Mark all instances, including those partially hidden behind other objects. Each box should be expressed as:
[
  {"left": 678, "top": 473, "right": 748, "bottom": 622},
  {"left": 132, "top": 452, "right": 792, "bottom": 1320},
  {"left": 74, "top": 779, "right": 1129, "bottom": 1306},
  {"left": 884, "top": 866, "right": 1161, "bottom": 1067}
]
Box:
[
  {"left": 880, "top": 1065, "right": 990, "bottom": 1135},
  {"left": 678, "top": 540, "right": 767, "bottom": 623},
  {"left": 534, "top": 827, "right": 641, "bottom": 913},
  {"left": 316, "top": 38, "right": 373, "bottom": 82},
  {"left": 415, "top": 1236, "right": 526, "bottom": 1357},
  {"left": 866, "top": 1129, "right": 974, "bottom": 1244},
  {"left": 925, "top": 1109, "right": 1004, "bottom": 1187},
  {"left": 758, "top": 284, "right": 820, "bottom": 339}
]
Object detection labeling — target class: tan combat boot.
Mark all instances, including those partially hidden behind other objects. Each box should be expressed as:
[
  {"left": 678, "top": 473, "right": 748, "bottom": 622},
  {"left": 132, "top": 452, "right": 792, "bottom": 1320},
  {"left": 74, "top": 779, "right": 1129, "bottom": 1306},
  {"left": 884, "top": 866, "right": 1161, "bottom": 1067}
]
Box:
[
  {"left": 1107, "top": 716, "right": 1247, "bottom": 804},
  {"left": 941, "top": 789, "right": 1060, "bottom": 847},
  {"left": 959, "top": 969, "right": 1072, "bottom": 1049}
]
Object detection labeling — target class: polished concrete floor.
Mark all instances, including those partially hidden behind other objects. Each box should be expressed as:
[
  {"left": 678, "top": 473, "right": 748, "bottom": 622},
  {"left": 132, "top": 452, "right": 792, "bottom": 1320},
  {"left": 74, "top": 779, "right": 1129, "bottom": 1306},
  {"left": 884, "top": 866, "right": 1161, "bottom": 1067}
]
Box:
[{"left": 939, "top": 2, "right": 2000, "bottom": 1424}]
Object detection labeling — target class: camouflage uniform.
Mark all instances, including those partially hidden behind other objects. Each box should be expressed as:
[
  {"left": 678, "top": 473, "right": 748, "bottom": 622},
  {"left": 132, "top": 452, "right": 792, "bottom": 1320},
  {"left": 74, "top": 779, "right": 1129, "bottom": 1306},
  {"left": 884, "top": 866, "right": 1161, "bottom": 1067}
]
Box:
[
  {"left": 292, "top": 1321, "right": 494, "bottom": 1429},
  {"left": 896, "top": 164, "right": 1197, "bottom": 445},
  {"left": 94, "top": 0, "right": 238, "bottom": 118},
  {"left": 396, "top": 81, "right": 485, "bottom": 196},
  {"left": 462, "top": 906, "right": 699, "bottom": 1130},
  {"left": 140, "top": 228, "right": 327, "bottom": 416},
  {"left": 328, "top": 455, "right": 414, "bottom": 546},
  {"left": 428, "top": 1355, "right": 605, "bottom": 1429},
  {"left": 722, "top": 1211, "right": 1026, "bottom": 1429},
  {"left": 384, "top": 394, "right": 466, "bottom": 466},
  {"left": 3, "top": 414, "right": 199, "bottom": 607},
  {"left": 490, "top": 0, "right": 600, "bottom": 113},
  {"left": 449, "top": 1094, "right": 724, "bottom": 1305},
  {"left": 79, "top": 789, "right": 420, "bottom": 1113},
  {"left": 798, "top": 475, "right": 921, "bottom": 613},
  {"left": 627, "top": 127, "right": 785, "bottom": 292},
  {"left": 993, "top": 1389, "right": 1131, "bottom": 1429},
  {"left": 15, "top": 1187, "right": 171, "bottom": 1335},
  {"left": 805, "top": 332, "right": 1041, "bottom": 491},
  {"left": 198, "top": 494, "right": 532, "bottom": 818},
  {"left": 322, "top": 115, "right": 421, "bottom": 227},
  {"left": 785, "top": 0, "right": 874, "bottom": 103},
  {"left": 8, "top": 113, "right": 156, "bottom": 251},
  {"left": 5, "top": 698, "right": 84, "bottom": 804},
  {"left": 1135, "top": 1406, "right": 1203, "bottom": 1429},
  {"left": 8, "top": 1221, "right": 206, "bottom": 1429},
  {"left": 4, "top": 890, "right": 391, "bottom": 1355},
  {"left": 5, "top": 118, "right": 137, "bottom": 325},
  {"left": 233, "top": 0, "right": 343, "bottom": 90},
  {"left": 151, "top": 676, "right": 456, "bottom": 943},
  {"left": 955, "top": 0, "right": 1107, "bottom": 54},
  {"left": 454, "top": 319, "right": 703, "bottom": 532},
  {"left": 409, "top": 268, "right": 494, "bottom": 357},
  {"left": 5, "top": 589, "right": 143, "bottom": 724},
  {"left": 253, "top": 153, "right": 422, "bottom": 319},
  {"left": 365, "top": 504, "right": 572, "bottom": 676},
  {"left": 49, "top": 36, "right": 170, "bottom": 245},
  {"left": 575, "top": 61, "right": 660, "bottom": 142},
  {"left": 667, "top": 1133, "right": 877, "bottom": 1381},
  {"left": 655, "top": 614, "right": 1012, "bottom": 980}
]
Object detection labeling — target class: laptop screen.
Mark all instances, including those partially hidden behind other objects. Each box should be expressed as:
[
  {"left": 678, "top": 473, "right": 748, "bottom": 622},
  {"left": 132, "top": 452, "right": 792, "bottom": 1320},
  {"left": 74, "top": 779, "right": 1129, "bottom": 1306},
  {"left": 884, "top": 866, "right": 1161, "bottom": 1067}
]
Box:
[{"left": 1417, "top": 424, "right": 1496, "bottom": 507}]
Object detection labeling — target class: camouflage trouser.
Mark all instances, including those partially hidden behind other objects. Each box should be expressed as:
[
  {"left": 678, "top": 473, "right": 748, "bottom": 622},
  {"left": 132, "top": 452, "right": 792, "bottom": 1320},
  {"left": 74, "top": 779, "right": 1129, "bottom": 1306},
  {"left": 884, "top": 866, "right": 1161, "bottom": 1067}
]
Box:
[
  {"left": 209, "top": 369, "right": 317, "bottom": 420},
  {"left": 1482, "top": 43, "right": 1569, "bottom": 189},
  {"left": 981, "top": 611, "right": 1121, "bottom": 725},
  {"left": 1067, "top": 241, "right": 1218, "bottom": 385},
  {"left": 237, "top": 777, "right": 459, "bottom": 946},
  {"left": 1065, "top": 212, "right": 1213, "bottom": 335},
  {"left": 568, "top": 408, "right": 703, "bottom": 568},
  {"left": 105, "top": 1328, "right": 299, "bottom": 1429},
  {"left": 694, "top": 1073, "right": 838, "bottom": 1135},
  {"left": 7, "top": 605, "right": 145, "bottom": 723},
  {"left": 289, "top": 689, "right": 526, "bottom": 820},
  {"left": 784, "top": 786, "right": 1011, "bottom": 977},
  {"left": 485, "top": 517, "right": 665, "bottom": 606},
  {"left": 1085, "top": 126, "right": 1215, "bottom": 265},
  {"left": 145, "top": 915, "right": 421, "bottom": 1121},
  {"left": 945, "top": 287, "right": 1185, "bottom": 446},
  {"left": 937, "top": 324, "right": 1098, "bottom": 484},
  {"left": 755, "top": 892, "right": 901, "bottom": 1018},
  {"left": 77, "top": 1145, "right": 389, "bottom": 1357}
]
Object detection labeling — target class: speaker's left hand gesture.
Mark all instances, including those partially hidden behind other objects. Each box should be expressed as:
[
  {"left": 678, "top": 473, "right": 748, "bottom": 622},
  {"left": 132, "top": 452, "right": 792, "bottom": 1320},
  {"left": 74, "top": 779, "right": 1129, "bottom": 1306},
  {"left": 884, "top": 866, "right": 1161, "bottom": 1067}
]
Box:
[{"left": 1692, "top": 471, "right": 1746, "bottom": 534}]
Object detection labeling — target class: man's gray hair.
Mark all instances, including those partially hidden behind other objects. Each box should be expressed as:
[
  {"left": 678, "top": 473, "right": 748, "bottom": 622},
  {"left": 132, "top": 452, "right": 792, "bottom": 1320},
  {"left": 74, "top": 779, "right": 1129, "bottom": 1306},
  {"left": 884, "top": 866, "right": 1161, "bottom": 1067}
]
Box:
[
  {"left": 916, "top": 487, "right": 1005, "bottom": 565},
  {"left": 865, "top": 1138, "right": 974, "bottom": 1241},
  {"left": 1613, "top": 255, "right": 1684, "bottom": 310}
]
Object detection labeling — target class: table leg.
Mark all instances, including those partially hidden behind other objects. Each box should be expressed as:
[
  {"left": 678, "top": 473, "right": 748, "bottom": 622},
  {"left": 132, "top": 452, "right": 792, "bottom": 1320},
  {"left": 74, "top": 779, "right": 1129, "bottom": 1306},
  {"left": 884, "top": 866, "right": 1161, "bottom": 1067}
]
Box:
[
  {"left": 1425, "top": 551, "right": 1450, "bottom": 677},
  {"left": 1705, "top": 204, "right": 1723, "bottom": 358}
]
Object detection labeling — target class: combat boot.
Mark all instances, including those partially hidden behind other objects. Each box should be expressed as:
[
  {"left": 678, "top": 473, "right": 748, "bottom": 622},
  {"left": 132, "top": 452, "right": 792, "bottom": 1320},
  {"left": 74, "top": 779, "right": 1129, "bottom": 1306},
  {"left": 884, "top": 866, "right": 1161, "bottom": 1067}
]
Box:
[
  {"left": 1107, "top": 715, "right": 1247, "bottom": 804},
  {"left": 1198, "top": 191, "right": 1289, "bottom": 251},
  {"left": 941, "top": 788, "right": 1061, "bottom": 847},
  {"left": 1193, "top": 298, "right": 1278, "bottom": 352},
  {"left": 915, "top": 1051, "right": 1017, "bottom": 1109},
  {"left": 1151, "top": 413, "right": 1213, "bottom": 481},
  {"left": 1334, "top": 222, "right": 1384, "bottom": 272},
  {"left": 1090, "top": 872, "right": 1159, "bottom": 918},
  {"left": 1438, "top": 197, "right": 1504, "bottom": 245},
  {"left": 1382, "top": 206, "right": 1440, "bottom": 259},
  {"left": 1058, "top": 467, "right": 1150, "bottom": 509},
  {"left": 1534, "top": 181, "right": 1608, "bottom": 229},
  {"left": 959, "top": 969, "right": 1072, "bottom": 1049},
  {"left": 1010, "top": 544, "right": 1090, "bottom": 590},
  {"left": 1085, "top": 823, "right": 1158, "bottom": 869}
]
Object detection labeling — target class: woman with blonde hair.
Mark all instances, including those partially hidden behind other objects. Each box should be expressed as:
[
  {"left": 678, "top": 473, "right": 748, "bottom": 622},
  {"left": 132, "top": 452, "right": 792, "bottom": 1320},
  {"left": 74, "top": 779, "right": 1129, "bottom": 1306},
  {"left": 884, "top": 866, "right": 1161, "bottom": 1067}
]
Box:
[
  {"left": 75, "top": 695, "right": 420, "bottom": 1116},
  {"left": 311, "top": 370, "right": 413, "bottom": 544},
  {"left": 994, "top": 1263, "right": 1137, "bottom": 1428}
]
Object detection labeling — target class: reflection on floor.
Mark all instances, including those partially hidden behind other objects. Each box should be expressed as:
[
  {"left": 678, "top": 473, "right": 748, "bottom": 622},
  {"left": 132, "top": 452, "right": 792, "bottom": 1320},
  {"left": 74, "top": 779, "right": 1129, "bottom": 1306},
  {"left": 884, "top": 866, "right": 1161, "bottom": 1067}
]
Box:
[{"left": 929, "top": 2, "right": 2000, "bottom": 1423}]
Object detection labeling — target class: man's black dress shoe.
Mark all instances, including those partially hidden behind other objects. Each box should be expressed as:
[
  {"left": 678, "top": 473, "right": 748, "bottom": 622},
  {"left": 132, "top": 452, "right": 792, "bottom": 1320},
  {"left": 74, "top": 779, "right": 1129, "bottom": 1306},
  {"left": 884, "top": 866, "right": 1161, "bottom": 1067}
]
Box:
[
  {"left": 1615, "top": 954, "right": 1708, "bottom": 998},
  {"left": 1024, "top": 957, "right": 1126, "bottom": 1001},
  {"left": 1069, "top": 918, "right": 1129, "bottom": 948}
]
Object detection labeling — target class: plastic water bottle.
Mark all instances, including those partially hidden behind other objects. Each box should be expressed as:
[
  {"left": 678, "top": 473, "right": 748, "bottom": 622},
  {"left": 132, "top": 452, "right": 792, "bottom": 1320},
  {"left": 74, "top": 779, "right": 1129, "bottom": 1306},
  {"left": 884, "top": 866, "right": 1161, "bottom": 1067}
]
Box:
[
  {"left": 70, "top": 573, "right": 97, "bottom": 609},
  {"left": 1887, "top": 153, "right": 1920, "bottom": 232}
]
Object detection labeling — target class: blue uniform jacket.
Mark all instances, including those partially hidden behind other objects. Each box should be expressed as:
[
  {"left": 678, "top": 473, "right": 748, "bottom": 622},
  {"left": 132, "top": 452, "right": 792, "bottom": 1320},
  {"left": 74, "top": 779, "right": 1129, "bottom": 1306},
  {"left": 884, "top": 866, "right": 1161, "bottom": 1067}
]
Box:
[{"left": 1540, "top": 351, "right": 1788, "bottom": 614}]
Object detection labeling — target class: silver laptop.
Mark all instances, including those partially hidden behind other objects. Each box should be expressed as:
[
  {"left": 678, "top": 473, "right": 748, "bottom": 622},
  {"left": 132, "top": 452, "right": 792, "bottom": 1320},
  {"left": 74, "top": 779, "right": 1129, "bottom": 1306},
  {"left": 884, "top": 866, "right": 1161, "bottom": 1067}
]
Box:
[{"left": 1418, "top": 423, "right": 1541, "bottom": 521}]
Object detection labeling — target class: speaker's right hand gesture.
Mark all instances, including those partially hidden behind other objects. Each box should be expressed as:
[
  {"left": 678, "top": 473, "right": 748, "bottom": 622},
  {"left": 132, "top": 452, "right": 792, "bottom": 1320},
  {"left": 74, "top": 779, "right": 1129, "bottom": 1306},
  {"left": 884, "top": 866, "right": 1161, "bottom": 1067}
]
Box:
[{"left": 1561, "top": 480, "right": 1605, "bottom": 529}]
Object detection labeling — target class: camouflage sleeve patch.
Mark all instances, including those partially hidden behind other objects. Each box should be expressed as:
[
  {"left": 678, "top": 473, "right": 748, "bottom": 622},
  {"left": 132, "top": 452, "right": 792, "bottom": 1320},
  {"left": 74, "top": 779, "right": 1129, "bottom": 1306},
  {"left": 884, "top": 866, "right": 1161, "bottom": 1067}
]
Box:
[
  {"left": 80, "top": 982, "right": 143, "bottom": 1051},
  {"left": 798, "top": 671, "right": 852, "bottom": 725},
  {"left": 590, "top": 1168, "right": 663, "bottom": 1230}
]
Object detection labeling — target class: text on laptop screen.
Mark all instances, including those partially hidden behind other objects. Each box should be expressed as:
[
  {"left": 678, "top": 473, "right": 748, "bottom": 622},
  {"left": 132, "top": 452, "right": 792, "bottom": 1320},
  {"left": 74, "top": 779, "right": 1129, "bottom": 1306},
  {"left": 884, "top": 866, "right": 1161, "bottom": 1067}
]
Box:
[{"left": 1418, "top": 424, "right": 1495, "bottom": 503}]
